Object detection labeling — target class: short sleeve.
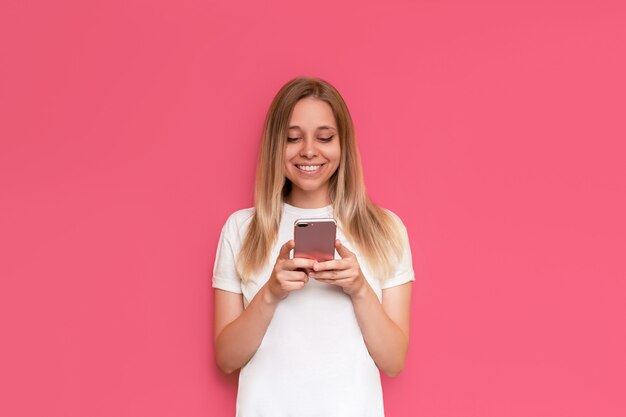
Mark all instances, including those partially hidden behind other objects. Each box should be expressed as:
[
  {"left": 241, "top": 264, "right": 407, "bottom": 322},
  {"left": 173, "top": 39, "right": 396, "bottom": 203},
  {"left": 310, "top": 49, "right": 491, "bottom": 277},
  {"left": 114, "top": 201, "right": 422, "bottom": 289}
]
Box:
[
  {"left": 380, "top": 212, "right": 415, "bottom": 290},
  {"left": 211, "top": 215, "right": 243, "bottom": 294}
]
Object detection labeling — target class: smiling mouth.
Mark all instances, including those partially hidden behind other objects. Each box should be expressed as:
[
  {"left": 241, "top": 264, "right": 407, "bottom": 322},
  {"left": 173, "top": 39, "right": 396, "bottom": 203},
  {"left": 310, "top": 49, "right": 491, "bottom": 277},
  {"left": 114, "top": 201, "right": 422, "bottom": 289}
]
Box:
[{"left": 295, "top": 163, "right": 325, "bottom": 173}]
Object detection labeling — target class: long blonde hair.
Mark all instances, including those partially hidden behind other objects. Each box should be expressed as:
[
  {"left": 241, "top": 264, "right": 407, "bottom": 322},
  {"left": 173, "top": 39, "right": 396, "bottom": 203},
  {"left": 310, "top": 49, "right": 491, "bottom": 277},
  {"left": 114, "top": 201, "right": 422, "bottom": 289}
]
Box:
[{"left": 236, "top": 76, "right": 406, "bottom": 283}]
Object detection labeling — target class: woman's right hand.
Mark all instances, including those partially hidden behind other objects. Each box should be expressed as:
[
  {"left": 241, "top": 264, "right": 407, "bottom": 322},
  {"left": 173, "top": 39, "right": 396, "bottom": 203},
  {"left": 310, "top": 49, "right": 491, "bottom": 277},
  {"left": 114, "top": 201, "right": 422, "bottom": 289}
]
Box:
[{"left": 265, "top": 239, "right": 316, "bottom": 303}]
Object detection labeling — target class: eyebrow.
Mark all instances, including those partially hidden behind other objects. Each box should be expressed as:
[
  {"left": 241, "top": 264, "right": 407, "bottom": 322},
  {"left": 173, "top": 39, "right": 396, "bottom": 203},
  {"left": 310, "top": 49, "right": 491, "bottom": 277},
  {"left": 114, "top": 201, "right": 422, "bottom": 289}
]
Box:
[{"left": 288, "top": 125, "right": 336, "bottom": 131}]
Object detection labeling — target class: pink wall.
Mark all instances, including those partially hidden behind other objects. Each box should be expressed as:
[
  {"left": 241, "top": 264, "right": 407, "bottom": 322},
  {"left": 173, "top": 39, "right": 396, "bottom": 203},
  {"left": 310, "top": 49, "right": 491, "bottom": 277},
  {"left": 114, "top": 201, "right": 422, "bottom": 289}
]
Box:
[{"left": 1, "top": 1, "right": 624, "bottom": 416}]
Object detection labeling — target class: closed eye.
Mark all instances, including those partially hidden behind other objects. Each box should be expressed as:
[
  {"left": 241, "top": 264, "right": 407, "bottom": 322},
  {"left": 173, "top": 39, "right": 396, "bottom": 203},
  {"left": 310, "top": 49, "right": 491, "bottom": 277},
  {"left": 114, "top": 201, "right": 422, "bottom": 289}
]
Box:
[{"left": 287, "top": 135, "right": 335, "bottom": 143}]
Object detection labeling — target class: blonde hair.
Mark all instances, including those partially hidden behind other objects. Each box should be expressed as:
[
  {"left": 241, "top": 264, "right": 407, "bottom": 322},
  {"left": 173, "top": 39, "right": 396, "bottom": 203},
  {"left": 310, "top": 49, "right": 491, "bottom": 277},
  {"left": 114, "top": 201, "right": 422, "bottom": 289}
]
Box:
[{"left": 236, "top": 76, "right": 406, "bottom": 284}]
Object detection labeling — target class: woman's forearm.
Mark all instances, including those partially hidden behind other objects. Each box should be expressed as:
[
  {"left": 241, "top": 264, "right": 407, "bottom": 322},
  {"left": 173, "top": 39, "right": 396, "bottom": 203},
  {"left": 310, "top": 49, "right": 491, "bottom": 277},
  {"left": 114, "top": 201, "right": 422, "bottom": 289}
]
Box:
[
  {"left": 350, "top": 282, "right": 408, "bottom": 377},
  {"left": 215, "top": 284, "right": 279, "bottom": 374}
]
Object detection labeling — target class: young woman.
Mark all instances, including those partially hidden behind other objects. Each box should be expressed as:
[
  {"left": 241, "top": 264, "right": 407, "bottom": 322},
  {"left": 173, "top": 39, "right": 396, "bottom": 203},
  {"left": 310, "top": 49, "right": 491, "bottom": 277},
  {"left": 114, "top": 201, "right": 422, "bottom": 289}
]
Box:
[{"left": 212, "top": 76, "right": 414, "bottom": 416}]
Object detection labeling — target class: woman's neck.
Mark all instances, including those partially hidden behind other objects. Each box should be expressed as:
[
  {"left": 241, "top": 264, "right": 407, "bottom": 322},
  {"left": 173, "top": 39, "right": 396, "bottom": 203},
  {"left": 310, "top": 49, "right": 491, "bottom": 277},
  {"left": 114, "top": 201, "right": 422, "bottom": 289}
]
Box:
[{"left": 284, "top": 188, "right": 331, "bottom": 209}]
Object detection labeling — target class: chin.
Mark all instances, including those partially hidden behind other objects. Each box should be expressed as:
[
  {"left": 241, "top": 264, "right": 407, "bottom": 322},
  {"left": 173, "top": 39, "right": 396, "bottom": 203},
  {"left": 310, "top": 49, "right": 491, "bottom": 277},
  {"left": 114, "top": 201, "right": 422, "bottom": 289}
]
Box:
[{"left": 291, "top": 182, "right": 322, "bottom": 192}]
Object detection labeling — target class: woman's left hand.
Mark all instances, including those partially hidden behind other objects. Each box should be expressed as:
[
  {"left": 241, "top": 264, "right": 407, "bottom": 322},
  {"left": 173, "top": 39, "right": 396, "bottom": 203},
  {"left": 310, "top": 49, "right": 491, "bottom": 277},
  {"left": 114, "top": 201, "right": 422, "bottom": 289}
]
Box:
[{"left": 309, "top": 239, "right": 369, "bottom": 298}]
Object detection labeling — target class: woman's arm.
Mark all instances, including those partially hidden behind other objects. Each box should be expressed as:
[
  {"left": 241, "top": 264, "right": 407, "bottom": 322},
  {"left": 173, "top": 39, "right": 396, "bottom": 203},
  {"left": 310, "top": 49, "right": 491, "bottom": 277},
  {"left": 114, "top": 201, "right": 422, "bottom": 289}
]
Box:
[
  {"left": 214, "top": 285, "right": 279, "bottom": 374},
  {"left": 309, "top": 239, "right": 413, "bottom": 377},
  {"left": 350, "top": 281, "right": 413, "bottom": 377},
  {"left": 214, "top": 239, "right": 316, "bottom": 374}
]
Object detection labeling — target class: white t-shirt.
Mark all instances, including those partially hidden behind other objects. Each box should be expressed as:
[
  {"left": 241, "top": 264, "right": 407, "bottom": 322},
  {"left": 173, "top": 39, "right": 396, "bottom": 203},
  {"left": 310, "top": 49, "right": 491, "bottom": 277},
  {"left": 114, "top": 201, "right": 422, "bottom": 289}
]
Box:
[{"left": 212, "top": 202, "right": 415, "bottom": 417}]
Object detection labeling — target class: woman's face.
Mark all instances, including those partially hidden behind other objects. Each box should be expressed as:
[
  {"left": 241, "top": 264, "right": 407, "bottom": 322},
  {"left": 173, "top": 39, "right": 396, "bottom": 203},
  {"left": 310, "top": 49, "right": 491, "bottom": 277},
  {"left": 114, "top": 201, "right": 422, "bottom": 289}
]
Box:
[{"left": 284, "top": 97, "right": 341, "bottom": 199}]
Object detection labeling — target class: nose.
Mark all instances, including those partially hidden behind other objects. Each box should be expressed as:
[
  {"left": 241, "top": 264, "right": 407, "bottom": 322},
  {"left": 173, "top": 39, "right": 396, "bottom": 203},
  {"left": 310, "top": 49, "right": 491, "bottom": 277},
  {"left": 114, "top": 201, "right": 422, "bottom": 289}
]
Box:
[{"left": 300, "top": 137, "right": 318, "bottom": 159}]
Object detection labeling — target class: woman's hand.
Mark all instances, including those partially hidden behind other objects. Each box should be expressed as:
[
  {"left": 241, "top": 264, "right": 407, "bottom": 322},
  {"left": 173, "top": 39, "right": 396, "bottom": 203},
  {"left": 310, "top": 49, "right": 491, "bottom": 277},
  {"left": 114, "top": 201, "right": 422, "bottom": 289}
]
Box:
[
  {"left": 309, "top": 239, "right": 368, "bottom": 298},
  {"left": 265, "top": 239, "right": 316, "bottom": 303}
]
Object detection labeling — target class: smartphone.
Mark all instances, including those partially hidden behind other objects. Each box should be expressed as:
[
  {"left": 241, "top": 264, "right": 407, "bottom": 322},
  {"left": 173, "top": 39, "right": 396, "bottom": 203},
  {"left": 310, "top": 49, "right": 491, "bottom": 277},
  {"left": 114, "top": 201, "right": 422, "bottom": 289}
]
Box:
[{"left": 293, "top": 218, "right": 337, "bottom": 262}]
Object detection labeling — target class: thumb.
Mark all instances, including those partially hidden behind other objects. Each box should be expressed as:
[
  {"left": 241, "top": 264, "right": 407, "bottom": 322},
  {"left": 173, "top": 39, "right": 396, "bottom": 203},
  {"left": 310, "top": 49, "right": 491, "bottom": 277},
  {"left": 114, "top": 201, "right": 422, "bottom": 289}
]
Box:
[
  {"left": 279, "top": 239, "right": 295, "bottom": 260},
  {"left": 335, "top": 239, "right": 353, "bottom": 258}
]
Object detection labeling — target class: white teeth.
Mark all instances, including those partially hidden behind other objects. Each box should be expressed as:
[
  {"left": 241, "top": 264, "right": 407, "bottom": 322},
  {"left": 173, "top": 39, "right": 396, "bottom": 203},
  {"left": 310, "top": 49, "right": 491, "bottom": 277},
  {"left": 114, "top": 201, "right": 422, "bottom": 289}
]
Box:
[{"left": 296, "top": 165, "right": 321, "bottom": 171}]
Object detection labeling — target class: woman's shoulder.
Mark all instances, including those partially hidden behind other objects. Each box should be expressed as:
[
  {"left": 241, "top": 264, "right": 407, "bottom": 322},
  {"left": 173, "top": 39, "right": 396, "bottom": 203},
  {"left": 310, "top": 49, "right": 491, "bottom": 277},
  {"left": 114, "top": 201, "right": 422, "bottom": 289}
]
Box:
[
  {"left": 225, "top": 206, "right": 255, "bottom": 221},
  {"left": 222, "top": 206, "right": 255, "bottom": 227},
  {"left": 377, "top": 206, "right": 407, "bottom": 230},
  {"left": 219, "top": 207, "right": 255, "bottom": 238}
]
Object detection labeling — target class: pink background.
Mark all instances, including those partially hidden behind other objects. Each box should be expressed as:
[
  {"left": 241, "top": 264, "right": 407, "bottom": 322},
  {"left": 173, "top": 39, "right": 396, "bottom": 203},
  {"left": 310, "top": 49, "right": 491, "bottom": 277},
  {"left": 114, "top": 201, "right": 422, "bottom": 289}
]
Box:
[{"left": 1, "top": 0, "right": 625, "bottom": 416}]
